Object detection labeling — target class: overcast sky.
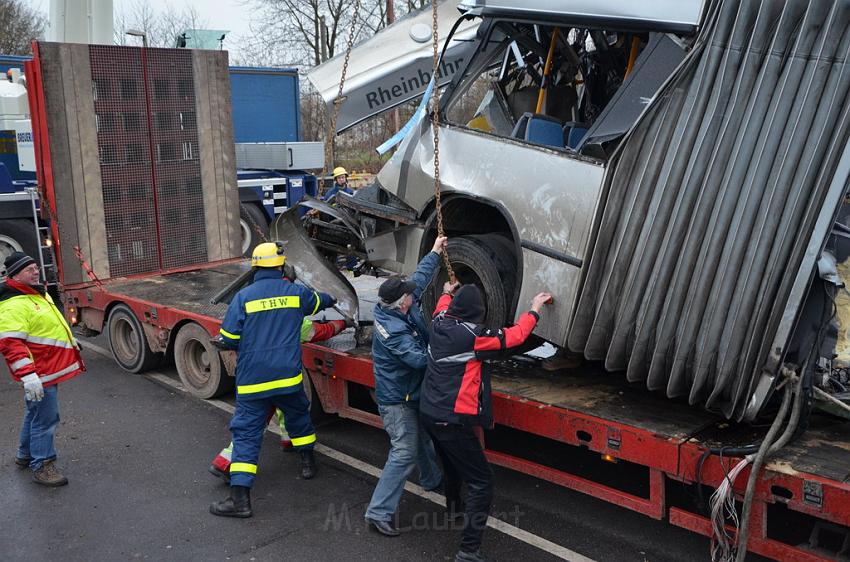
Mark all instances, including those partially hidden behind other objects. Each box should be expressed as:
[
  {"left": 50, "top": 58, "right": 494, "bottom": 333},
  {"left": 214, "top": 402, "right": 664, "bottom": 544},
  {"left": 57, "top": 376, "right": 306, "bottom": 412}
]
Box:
[{"left": 27, "top": 0, "right": 252, "bottom": 58}]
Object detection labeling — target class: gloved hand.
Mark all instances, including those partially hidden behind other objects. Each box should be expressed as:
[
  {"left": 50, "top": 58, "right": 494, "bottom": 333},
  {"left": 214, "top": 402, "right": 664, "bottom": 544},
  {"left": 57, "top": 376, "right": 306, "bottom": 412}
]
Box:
[
  {"left": 21, "top": 374, "right": 44, "bottom": 402},
  {"left": 344, "top": 317, "right": 356, "bottom": 329}
]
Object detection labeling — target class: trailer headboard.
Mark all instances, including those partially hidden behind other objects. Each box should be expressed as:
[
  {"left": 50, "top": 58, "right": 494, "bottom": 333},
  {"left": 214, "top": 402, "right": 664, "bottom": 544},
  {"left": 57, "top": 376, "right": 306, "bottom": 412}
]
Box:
[{"left": 27, "top": 42, "right": 241, "bottom": 284}]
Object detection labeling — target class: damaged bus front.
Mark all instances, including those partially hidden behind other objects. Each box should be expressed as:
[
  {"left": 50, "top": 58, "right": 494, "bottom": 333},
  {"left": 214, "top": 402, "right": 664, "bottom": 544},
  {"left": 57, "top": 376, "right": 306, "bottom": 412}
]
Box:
[{"left": 292, "top": 0, "right": 850, "bottom": 422}]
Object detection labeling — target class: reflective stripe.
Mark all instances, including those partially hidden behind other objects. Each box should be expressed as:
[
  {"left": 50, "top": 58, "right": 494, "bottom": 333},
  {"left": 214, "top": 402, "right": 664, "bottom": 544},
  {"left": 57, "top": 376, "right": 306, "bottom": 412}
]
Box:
[
  {"left": 26, "top": 335, "right": 76, "bottom": 349},
  {"left": 10, "top": 357, "right": 34, "bottom": 371},
  {"left": 237, "top": 373, "right": 303, "bottom": 394},
  {"left": 40, "top": 361, "right": 81, "bottom": 383},
  {"left": 230, "top": 462, "right": 257, "bottom": 474},
  {"left": 428, "top": 346, "right": 476, "bottom": 364},
  {"left": 220, "top": 328, "right": 240, "bottom": 340},
  {"left": 291, "top": 433, "right": 316, "bottom": 447},
  {"left": 0, "top": 331, "right": 28, "bottom": 340},
  {"left": 311, "top": 291, "right": 321, "bottom": 315},
  {"left": 245, "top": 296, "right": 301, "bottom": 314}
]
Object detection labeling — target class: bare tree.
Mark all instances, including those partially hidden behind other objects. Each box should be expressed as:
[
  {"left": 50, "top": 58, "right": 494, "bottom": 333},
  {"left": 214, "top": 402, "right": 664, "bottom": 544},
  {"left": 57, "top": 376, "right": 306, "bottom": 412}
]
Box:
[
  {"left": 0, "top": 0, "right": 47, "bottom": 55},
  {"left": 114, "top": 0, "right": 208, "bottom": 48}
]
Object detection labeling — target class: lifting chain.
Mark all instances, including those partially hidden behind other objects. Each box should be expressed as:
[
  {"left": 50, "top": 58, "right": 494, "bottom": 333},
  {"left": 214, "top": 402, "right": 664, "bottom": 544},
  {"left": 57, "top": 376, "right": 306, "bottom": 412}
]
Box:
[
  {"left": 430, "top": 0, "right": 455, "bottom": 282},
  {"left": 321, "top": 0, "right": 362, "bottom": 197}
]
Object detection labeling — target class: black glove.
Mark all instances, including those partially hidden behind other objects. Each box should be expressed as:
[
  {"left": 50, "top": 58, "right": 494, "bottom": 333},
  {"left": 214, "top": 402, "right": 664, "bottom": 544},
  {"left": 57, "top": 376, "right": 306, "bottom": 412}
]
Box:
[
  {"left": 283, "top": 263, "right": 297, "bottom": 282},
  {"left": 210, "top": 336, "right": 229, "bottom": 350}
]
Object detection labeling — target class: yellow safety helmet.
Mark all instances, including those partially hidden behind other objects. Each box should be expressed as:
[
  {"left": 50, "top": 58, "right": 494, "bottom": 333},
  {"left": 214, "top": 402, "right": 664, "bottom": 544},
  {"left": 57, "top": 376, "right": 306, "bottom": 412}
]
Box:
[
  {"left": 332, "top": 166, "right": 348, "bottom": 179},
  {"left": 251, "top": 241, "right": 286, "bottom": 268}
]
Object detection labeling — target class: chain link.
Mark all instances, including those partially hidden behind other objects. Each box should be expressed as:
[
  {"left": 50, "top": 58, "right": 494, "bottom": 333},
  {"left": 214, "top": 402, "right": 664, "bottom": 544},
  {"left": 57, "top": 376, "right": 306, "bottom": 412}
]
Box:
[
  {"left": 322, "top": 0, "right": 363, "bottom": 196},
  {"left": 430, "top": 0, "right": 455, "bottom": 282}
]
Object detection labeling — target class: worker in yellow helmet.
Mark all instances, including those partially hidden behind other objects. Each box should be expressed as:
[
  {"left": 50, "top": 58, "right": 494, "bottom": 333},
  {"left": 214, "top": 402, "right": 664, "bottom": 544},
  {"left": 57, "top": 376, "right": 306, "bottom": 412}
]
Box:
[
  {"left": 211, "top": 241, "right": 337, "bottom": 518},
  {"left": 323, "top": 166, "right": 354, "bottom": 203},
  {"left": 209, "top": 263, "right": 350, "bottom": 482}
]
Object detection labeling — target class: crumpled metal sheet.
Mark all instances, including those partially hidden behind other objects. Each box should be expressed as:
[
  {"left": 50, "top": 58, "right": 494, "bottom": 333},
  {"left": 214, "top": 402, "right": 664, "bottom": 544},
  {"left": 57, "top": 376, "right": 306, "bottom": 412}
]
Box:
[
  {"left": 569, "top": 0, "right": 850, "bottom": 420},
  {"left": 270, "top": 206, "right": 360, "bottom": 322}
]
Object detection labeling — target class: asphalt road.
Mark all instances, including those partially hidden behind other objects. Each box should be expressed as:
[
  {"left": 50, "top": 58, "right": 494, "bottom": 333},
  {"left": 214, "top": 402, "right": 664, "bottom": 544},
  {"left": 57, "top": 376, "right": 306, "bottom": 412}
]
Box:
[{"left": 1, "top": 343, "right": 716, "bottom": 562}]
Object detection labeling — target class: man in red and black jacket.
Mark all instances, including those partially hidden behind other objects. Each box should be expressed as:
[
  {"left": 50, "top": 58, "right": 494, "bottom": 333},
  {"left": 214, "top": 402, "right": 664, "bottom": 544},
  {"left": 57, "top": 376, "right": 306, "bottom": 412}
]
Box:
[{"left": 421, "top": 283, "right": 552, "bottom": 562}]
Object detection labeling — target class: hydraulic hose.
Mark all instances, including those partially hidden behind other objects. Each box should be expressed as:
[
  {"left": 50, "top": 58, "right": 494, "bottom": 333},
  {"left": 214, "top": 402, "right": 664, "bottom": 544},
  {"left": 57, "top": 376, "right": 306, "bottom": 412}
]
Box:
[{"left": 733, "top": 369, "right": 801, "bottom": 562}]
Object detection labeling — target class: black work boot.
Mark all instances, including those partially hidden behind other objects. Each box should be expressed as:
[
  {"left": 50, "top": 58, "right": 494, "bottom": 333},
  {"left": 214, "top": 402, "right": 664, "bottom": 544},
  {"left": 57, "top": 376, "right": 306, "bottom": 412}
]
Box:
[
  {"left": 210, "top": 485, "right": 252, "bottom": 518},
  {"left": 300, "top": 449, "right": 317, "bottom": 480}
]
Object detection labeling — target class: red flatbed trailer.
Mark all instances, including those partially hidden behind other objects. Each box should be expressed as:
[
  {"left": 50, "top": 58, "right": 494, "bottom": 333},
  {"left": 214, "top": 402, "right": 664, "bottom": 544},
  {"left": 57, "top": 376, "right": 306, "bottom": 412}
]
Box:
[{"left": 58, "top": 263, "right": 850, "bottom": 562}]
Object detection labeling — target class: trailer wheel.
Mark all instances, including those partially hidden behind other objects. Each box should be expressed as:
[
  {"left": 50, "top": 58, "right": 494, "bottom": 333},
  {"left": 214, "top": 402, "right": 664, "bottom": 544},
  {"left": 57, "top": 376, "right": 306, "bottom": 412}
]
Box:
[
  {"left": 240, "top": 203, "right": 269, "bottom": 257},
  {"left": 107, "top": 304, "right": 162, "bottom": 373},
  {"left": 0, "top": 219, "right": 38, "bottom": 265},
  {"left": 174, "top": 322, "right": 233, "bottom": 399},
  {"left": 301, "top": 371, "right": 330, "bottom": 422},
  {"left": 423, "top": 235, "right": 515, "bottom": 329}
]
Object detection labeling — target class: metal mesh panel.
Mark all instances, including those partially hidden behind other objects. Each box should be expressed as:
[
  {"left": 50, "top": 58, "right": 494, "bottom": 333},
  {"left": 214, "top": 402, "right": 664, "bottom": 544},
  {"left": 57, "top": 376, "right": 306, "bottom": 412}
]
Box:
[
  {"left": 90, "top": 45, "right": 159, "bottom": 277},
  {"left": 146, "top": 49, "right": 208, "bottom": 269},
  {"left": 88, "top": 46, "right": 210, "bottom": 275}
]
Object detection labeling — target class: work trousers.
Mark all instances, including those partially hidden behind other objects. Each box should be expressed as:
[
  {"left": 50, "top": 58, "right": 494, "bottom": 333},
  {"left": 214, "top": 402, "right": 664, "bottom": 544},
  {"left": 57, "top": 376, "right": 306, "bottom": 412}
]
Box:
[
  {"left": 365, "top": 402, "right": 442, "bottom": 522},
  {"left": 213, "top": 407, "right": 291, "bottom": 471},
  {"left": 422, "top": 414, "right": 494, "bottom": 554},
  {"left": 18, "top": 384, "right": 60, "bottom": 471},
  {"left": 229, "top": 389, "right": 315, "bottom": 488}
]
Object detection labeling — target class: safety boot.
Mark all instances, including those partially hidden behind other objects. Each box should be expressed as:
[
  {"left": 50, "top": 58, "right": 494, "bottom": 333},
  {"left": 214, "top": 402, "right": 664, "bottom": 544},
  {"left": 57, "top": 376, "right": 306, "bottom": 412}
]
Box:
[
  {"left": 300, "top": 449, "right": 317, "bottom": 479},
  {"left": 210, "top": 485, "right": 252, "bottom": 518},
  {"left": 32, "top": 460, "right": 68, "bottom": 487}
]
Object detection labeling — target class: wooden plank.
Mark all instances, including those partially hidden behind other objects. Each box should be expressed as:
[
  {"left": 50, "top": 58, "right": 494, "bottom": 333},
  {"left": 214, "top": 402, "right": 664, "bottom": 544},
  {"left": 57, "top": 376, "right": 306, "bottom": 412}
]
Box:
[
  {"left": 206, "top": 52, "right": 226, "bottom": 258},
  {"left": 69, "top": 44, "right": 109, "bottom": 280},
  {"left": 193, "top": 51, "right": 224, "bottom": 261},
  {"left": 212, "top": 51, "right": 241, "bottom": 258},
  {"left": 39, "top": 43, "right": 83, "bottom": 285},
  {"left": 58, "top": 44, "right": 90, "bottom": 275}
]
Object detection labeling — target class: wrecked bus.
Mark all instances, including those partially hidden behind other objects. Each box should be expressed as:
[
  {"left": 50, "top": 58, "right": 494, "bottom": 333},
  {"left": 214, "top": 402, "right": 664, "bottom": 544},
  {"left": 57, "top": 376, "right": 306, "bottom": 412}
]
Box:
[{"left": 301, "top": 0, "right": 850, "bottom": 423}]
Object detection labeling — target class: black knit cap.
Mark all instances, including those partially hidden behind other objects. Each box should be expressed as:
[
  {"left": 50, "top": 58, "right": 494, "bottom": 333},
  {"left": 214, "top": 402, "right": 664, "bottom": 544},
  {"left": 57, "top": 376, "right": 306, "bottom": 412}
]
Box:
[
  {"left": 447, "top": 285, "right": 486, "bottom": 324},
  {"left": 378, "top": 275, "right": 417, "bottom": 304},
  {"left": 3, "top": 251, "right": 36, "bottom": 278}
]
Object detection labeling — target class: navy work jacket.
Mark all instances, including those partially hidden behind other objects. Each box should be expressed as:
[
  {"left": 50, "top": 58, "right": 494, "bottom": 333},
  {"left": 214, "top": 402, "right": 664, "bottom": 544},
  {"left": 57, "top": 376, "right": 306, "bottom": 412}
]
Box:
[
  {"left": 219, "top": 268, "right": 334, "bottom": 400},
  {"left": 372, "top": 251, "right": 440, "bottom": 405}
]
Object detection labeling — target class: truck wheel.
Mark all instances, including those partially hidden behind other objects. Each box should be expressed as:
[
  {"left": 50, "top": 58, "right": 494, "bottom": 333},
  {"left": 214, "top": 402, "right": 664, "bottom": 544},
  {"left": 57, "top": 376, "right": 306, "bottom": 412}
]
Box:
[
  {"left": 107, "top": 304, "right": 162, "bottom": 373},
  {"left": 240, "top": 203, "right": 269, "bottom": 257},
  {"left": 423, "top": 235, "right": 515, "bottom": 329},
  {"left": 174, "top": 322, "right": 233, "bottom": 399},
  {"left": 0, "top": 219, "right": 38, "bottom": 265}
]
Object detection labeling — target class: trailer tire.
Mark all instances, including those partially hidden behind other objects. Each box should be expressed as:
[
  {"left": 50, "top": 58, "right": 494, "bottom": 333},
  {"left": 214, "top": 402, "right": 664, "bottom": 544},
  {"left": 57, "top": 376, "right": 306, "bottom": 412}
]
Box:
[
  {"left": 422, "top": 235, "right": 514, "bottom": 329},
  {"left": 174, "top": 322, "right": 233, "bottom": 399},
  {"left": 107, "top": 304, "right": 162, "bottom": 373},
  {"left": 302, "top": 371, "right": 330, "bottom": 422},
  {"left": 240, "top": 203, "right": 269, "bottom": 257},
  {"left": 0, "top": 219, "right": 38, "bottom": 265}
]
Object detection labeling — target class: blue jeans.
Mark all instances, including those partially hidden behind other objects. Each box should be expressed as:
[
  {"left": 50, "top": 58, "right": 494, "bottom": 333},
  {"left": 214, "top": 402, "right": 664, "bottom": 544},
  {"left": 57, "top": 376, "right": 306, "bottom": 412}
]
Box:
[
  {"left": 365, "top": 402, "right": 442, "bottom": 522},
  {"left": 18, "top": 384, "right": 60, "bottom": 471}
]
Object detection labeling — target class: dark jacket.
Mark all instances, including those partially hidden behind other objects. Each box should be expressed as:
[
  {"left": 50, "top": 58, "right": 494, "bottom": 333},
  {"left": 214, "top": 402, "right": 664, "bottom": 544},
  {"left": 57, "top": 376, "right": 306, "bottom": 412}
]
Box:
[
  {"left": 420, "top": 293, "right": 539, "bottom": 427},
  {"left": 219, "top": 268, "right": 334, "bottom": 399},
  {"left": 371, "top": 251, "right": 440, "bottom": 404}
]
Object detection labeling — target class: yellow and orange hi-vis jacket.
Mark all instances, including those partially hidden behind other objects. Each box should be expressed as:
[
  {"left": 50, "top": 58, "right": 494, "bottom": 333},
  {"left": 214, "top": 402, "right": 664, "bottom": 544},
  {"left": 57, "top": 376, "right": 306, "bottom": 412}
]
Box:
[{"left": 0, "top": 279, "right": 84, "bottom": 386}]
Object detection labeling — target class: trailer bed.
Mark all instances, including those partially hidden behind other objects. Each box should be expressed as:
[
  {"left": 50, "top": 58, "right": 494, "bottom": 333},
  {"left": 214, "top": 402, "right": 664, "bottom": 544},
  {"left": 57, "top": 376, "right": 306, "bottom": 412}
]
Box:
[
  {"left": 94, "top": 261, "right": 250, "bottom": 320},
  {"left": 90, "top": 264, "right": 850, "bottom": 486}
]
